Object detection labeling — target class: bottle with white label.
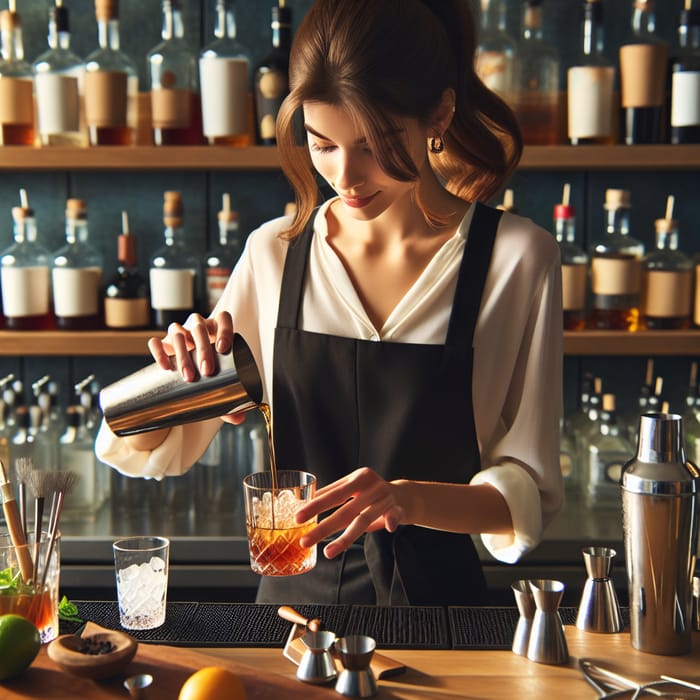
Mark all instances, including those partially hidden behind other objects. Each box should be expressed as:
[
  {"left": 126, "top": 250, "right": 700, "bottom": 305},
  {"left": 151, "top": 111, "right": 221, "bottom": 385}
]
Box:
[
  {"left": 52, "top": 199, "right": 104, "bottom": 330},
  {"left": 205, "top": 193, "right": 242, "bottom": 314},
  {"left": 199, "top": 0, "right": 252, "bottom": 146},
  {"left": 670, "top": 1, "right": 700, "bottom": 144},
  {"left": 83, "top": 0, "right": 138, "bottom": 146},
  {"left": 567, "top": 0, "right": 615, "bottom": 145},
  {"left": 32, "top": 1, "right": 86, "bottom": 147},
  {"left": 588, "top": 189, "right": 644, "bottom": 331},
  {"left": 0, "top": 190, "right": 53, "bottom": 330},
  {"left": 0, "top": 2, "right": 35, "bottom": 145},
  {"left": 149, "top": 191, "right": 201, "bottom": 329},
  {"left": 476, "top": 0, "right": 517, "bottom": 103}
]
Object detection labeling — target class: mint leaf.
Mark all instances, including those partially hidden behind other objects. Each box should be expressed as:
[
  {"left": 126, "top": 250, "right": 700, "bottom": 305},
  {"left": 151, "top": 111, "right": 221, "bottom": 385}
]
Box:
[{"left": 58, "top": 595, "right": 83, "bottom": 623}]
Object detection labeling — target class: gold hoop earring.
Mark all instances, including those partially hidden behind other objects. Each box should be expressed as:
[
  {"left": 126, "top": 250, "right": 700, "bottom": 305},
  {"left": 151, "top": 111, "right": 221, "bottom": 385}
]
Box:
[{"left": 429, "top": 135, "right": 444, "bottom": 154}]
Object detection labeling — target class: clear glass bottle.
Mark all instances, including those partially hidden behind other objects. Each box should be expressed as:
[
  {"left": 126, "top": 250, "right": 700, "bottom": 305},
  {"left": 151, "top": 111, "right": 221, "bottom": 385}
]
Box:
[
  {"left": 620, "top": 358, "right": 654, "bottom": 442},
  {"left": 476, "top": 0, "right": 517, "bottom": 103},
  {"left": 149, "top": 191, "right": 201, "bottom": 329},
  {"left": 0, "top": 190, "right": 54, "bottom": 331},
  {"left": 29, "top": 375, "right": 60, "bottom": 471},
  {"left": 619, "top": 0, "right": 668, "bottom": 145},
  {"left": 588, "top": 189, "right": 645, "bottom": 331},
  {"left": 52, "top": 198, "right": 104, "bottom": 330},
  {"left": 641, "top": 196, "right": 693, "bottom": 330},
  {"left": 554, "top": 184, "right": 588, "bottom": 331},
  {"left": 254, "top": 1, "right": 291, "bottom": 146},
  {"left": 147, "top": 0, "right": 203, "bottom": 146},
  {"left": 682, "top": 361, "right": 700, "bottom": 464},
  {"left": 103, "top": 211, "right": 150, "bottom": 330},
  {"left": 670, "top": 2, "right": 700, "bottom": 144},
  {"left": 0, "top": 3, "right": 35, "bottom": 146},
  {"left": 199, "top": 0, "right": 252, "bottom": 146},
  {"left": 205, "top": 193, "right": 242, "bottom": 314},
  {"left": 575, "top": 375, "right": 603, "bottom": 481},
  {"left": 8, "top": 406, "right": 38, "bottom": 476},
  {"left": 513, "top": 0, "right": 562, "bottom": 145},
  {"left": 32, "top": 1, "right": 86, "bottom": 147},
  {"left": 586, "top": 393, "right": 634, "bottom": 510},
  {"left": 567, "top": 0, "right": 616, "bottom": 145},
  {"left": 84, "top": 0, "right": 138, "bottom": 146}
]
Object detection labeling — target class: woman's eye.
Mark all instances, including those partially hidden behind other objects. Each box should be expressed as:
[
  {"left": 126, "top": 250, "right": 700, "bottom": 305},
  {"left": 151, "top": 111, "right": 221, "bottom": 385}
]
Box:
[{"left": 310, "top": 143, "right": 336, "bottom": 154}]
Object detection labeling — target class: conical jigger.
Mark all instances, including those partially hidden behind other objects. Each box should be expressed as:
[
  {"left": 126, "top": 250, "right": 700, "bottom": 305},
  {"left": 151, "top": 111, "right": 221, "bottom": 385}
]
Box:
[
  {"left": 575, "top": 546, "right": 623, "bottom": 633},
  {"left": 334, "top": 635, "right": 378, "bottom": 698},
  {"left": 511, "top": 579, "right": 536, "bottom": 656},
  {"left": 526, "top": 579, "right": 569, "bottom": 665},
  {"left": 296, "top": 631, "right": 338, "bottom": 684}
]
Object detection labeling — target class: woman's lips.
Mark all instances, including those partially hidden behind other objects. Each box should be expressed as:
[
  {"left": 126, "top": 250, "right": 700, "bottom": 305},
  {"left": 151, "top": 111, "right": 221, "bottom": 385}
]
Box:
[{"left": 340, "top": 192, "right": 378, "bottom": 208}]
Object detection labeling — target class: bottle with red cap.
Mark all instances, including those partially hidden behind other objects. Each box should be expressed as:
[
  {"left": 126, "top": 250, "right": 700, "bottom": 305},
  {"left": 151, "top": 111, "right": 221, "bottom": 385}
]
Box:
[{"left": 554, "top": 183, "right": 588, "bottom": 331}]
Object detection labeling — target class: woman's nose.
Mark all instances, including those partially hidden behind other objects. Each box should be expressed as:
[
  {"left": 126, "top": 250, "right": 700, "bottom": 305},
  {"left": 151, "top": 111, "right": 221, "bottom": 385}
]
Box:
[{"left": 334, "top": 152, "right": 365, "bottom": 192}]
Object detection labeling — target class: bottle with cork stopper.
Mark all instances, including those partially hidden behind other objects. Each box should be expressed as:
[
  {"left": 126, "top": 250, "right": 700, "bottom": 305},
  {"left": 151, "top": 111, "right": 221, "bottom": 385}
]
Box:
[
  {"left": 51, "top": 198, "right": 104, "bottom": 330},
  {"left": 641, "top": 195, "right": 693, "bottom": 330},
  {"left": 149, "top": 191, "right": 202, "bottom": 330},
  {"left": 205, "top": 193, "right": 243, "bottom": 314},
  {"left": 0, "top": 189, "right": 53, "bottom": 330},
  {"left": 553, "top": 183, "right": 588, "bottom": 331},
  {"left": 83, "top": 0, "right": 138, "bottom": 146},
  {"left": 103, "top": 211, "right": 150, "bottom": 330},
  {"left": 0, "top": 1, "right": 35, "bottom": 146},
  {"left": 588, "top": 188, "right": 644, "bottom": 331}
]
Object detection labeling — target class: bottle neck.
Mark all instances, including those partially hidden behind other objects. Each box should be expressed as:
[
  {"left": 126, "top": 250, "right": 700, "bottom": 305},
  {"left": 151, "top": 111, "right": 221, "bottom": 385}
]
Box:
[
  {"left": 1, "top": 26, "right": 24, "bottom": 62},
  {"left": 215, "top": 2, "right": 236, "bottom": 40},
  {"left": 98, "top": 18, "right": 121, "bottom": 51},
  {"left": 481, "top": 0, "right": 508, "bottom": 32},
  {"left": 655, "top": 228, "right": 679, "bottom": 251},
  {"left": 522, "top": 6, "right": 543, "bottom": 41},
  {"left": 161, "top": 3, "right": 185, "bottom": 41},
  {"left": 164, "top": 223, "right": 185, "bottom": 244},
  {"left": 66, "top": 218, "right": 89, "bottom": 244},
  {"left": 582, "top": 5, "right": 605, "bottom": 56},
  {"left": 606, "top": 207, "right": 630, "bottom": 236},
  {"left": 219, "top": 219, "right": 239, "bottom": 245},
  {"left": 632, "top": 4, "right": 656, "bottom": 40},
  {"left": 679, "top": 22, "right": 700, "bottom": 50},
  {"left": 554, "top": 216, "right": 576, "bottom": 244},
  {"left": 13, "top": 218, "right": 36, "bottom": 243}
]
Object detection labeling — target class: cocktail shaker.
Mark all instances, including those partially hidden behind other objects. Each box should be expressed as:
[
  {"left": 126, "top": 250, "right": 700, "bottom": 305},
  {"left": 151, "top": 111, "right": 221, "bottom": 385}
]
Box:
[
  {"left": 99, "top": 333, "right": 263, "bottom": 436},
  {"left": 621, "top": 412, "right": 699, "bottom": 655}
]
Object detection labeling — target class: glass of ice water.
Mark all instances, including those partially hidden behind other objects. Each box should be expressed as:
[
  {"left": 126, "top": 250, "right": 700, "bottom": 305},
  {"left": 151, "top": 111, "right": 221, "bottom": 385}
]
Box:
[{"left": 113, "top": 536, "right": 170, "bottom": 630}]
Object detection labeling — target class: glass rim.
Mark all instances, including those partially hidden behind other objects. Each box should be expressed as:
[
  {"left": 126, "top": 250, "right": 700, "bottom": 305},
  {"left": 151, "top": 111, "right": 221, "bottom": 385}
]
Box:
[
  {"left": 113, "top": 535, "right": 170, "bottom": 553},
  {"left": 243, "top": 469, "right": 316, "bottom": 490}
]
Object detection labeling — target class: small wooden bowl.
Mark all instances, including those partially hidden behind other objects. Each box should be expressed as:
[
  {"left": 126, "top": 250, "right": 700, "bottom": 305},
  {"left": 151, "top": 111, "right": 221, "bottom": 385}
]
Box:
[{"left": 48, "top": 622, "right": 138, "bottom": 681}]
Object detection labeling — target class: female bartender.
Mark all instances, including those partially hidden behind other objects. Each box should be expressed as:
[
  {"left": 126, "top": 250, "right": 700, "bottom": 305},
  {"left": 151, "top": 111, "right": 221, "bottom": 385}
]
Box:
[{"left": 97, "top": 0, "right": 563, "bottom": 606}]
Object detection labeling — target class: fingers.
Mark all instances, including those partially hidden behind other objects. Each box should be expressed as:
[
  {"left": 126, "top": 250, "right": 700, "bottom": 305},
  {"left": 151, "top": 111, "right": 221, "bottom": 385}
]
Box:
[{"left": 213, "top": 310, "right": 234, "bottom": 353}]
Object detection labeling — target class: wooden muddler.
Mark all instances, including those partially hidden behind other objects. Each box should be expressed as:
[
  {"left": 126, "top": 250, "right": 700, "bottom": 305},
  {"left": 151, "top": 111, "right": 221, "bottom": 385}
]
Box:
[{"left": 0, "top": 459, "right": 34, "bottom": 583}]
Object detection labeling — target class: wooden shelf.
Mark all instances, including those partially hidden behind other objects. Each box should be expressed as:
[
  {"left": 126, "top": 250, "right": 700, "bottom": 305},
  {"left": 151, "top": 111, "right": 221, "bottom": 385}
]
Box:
[
  {"left": 0, "top": 144, "right": 698, "bottom": 171},
  {"left": 0, "top": 330, "right": 698, "bottom": 356}
]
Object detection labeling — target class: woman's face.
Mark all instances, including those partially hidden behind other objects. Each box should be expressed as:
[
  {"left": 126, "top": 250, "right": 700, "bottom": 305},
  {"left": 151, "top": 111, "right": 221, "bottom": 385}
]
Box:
[{"left": 303, "top": 101, "right": 429, "bottom": 221}]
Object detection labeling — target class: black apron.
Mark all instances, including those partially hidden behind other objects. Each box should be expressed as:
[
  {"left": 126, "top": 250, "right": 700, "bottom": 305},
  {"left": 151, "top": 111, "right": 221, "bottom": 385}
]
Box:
[{"left": 257, "top": 202, "right": 502, "bottom": 606}]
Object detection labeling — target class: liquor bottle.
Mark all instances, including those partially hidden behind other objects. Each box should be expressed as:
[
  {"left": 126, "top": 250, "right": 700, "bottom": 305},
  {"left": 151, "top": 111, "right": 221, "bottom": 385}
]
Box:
[
  {"left": 620, "top": 358, "right": 654, "bottom": 442},
  {"left": 554, "top": 183, "right": 588, "bottom": 331},
  {"left": 475, "top": 0, "right": 517, "bottom": 102},
  {"left": 588, "top": 189, "right": 644, "bottom": 331},
  {"left": 641, "top": 195, "right": 693, "bottom": 330},
  {"left": 567, "top": 0, "right": 616, "bottom": 145},
  {"left": 559, "top": 417, "right": 579, "bottom": 495},
  {"left": 618, "top": 0, "right": 668, "bottom": 145},
  {"left": 682, "top": 361, "right": 700, "bottom": 464},
  {"left": 103, "top": 211, "right": 150, "bottom": 330},
  {"left": 0, "top": 190, "right": 53, "bottom": 330},
  {"left": 199, "top": 0, "right": 253, "bottom": 146},
  {"left": 513, "top": 0, "right": 562, "bottom": 145},
  {"left": 0, "top": 2, "right": 35, "bottom": 146},
  {"left": 586, "top": 393, "right": 634, "bottom": 510},
  {"left": 84, "top": 0, "right": 138, "bottom": 146},
  {"left": 205, "top": 193, "right": 242, "bottom": 314},
  {"left": 147, "top": 0, "right": 203, "bottom": 146},
  {"left": 575, "top": 375, "right": 603, "bottom": 476},
  {"left": 52, "top": 198, "right": 104, "bottom": 330},
  {"left": 496, "top": 188, "right": 517, "bottom": 213},
  {"left": 32, "top": 0, "right": 86, "bottom": 147},
  {"left": 149, "top": 191, "right": 201, "bottom": 329},
  {"left": 29, "top": 375, "right": 60, "bottom": 471},
  {"left": 670, "top": 1, "right": 700, "bottom": 144},
  {"left": 254, "top": 1, "right": 291, "bottom": 146}
]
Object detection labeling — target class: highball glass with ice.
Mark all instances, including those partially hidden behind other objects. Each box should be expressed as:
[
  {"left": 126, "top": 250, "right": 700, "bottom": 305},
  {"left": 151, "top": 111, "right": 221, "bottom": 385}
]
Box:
[
  {"left": 243, "top": 470, "right": 317, "bottom": 576},
  {"left": 113, "top": 536, "right": 169, "bottom": 630}
]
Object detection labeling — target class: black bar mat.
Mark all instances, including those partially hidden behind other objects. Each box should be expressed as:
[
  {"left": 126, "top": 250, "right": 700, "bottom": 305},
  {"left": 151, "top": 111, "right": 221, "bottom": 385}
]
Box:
[{"left": 345, "top": 605, "right": 450, "bottom": 649}]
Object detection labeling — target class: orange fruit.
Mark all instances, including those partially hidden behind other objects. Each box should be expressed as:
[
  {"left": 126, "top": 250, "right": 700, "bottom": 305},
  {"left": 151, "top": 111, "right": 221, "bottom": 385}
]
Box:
[
  {"left": 0, "top": 614, "right": 41, "bottom": 681},
  {"left": 178, "top": 666, "right": 248, "bottom": 700}
]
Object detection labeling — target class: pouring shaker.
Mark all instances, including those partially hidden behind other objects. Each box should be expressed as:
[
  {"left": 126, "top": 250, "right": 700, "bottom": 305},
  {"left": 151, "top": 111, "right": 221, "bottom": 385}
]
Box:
[
  {"left": 99, "top": 333, "right": 263, "bottom": 436},
  {"left": 575, "top": 546, "right": 623, "bottom": 633},
  {"left": 621, "top": 412, "right": 699, "bottom": 655}
]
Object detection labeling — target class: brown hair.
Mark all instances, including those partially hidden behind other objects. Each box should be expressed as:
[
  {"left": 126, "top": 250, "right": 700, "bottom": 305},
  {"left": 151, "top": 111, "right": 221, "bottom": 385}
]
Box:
[{"left": 276, "top": 0, "right": 522, "bottom": 239}]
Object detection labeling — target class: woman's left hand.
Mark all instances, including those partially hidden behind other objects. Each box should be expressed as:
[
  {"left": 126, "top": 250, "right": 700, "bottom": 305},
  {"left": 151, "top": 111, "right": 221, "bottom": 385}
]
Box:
[{"left": 296, "top": 467, "right": 407, "bottom": 559}]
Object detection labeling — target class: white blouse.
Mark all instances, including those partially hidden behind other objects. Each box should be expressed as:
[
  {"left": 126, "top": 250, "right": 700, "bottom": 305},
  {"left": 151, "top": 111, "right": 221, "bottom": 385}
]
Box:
[{"left": 96, "top": 198, "right": 564, "bottom": 564}]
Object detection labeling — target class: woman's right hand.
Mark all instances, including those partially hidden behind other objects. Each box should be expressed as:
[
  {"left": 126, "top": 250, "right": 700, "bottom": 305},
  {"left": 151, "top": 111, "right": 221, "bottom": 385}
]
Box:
[{"left": 147, "top": 311, "right": 235, "bottom": 382}]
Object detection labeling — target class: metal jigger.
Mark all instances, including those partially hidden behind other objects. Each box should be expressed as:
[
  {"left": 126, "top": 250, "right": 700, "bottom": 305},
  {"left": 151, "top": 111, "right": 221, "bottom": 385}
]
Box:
[
  {"left": 575, "top": 546, "right": 623, "bottom": 633},
  {"left": 334, "top": 635, "right": 378, "bottom": 698},
  {"left": 526, "top": 579, "right": 569, "bottom": 665},
  {"left": 296, "top": 631, "right": 338, "bottom": 685},
  {"left": 511, "top": 579, "right": 536, "bottom": 656}
]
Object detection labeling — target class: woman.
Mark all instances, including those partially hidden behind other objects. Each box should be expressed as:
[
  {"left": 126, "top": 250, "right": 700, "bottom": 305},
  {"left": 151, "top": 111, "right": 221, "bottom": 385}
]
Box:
[{"left": 97, "top": 0, "right": 563, "bottom": 606}]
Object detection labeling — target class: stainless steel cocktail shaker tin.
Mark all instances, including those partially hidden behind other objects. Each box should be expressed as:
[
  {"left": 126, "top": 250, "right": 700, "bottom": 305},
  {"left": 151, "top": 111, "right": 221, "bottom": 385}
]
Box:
[
  {"left": 621, "top": 412, "right": 700, "bottom": 655},
  {"left": 99, "top": 333, "right": 263, "bottom": 436}
]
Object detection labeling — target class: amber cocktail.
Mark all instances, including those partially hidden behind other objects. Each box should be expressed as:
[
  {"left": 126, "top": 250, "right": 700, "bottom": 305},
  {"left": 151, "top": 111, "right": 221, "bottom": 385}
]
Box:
[{"left": 243, "top": 470, "right": 317, "bottom": 576}]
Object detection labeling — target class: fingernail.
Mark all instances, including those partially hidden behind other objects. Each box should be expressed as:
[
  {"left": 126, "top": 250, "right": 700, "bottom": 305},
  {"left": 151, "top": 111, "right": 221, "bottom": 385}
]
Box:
[
  {"left": 216, "top": 338, "right": 226, "bottom": 353},
  {"left": 200, "top": 359, "right": 210, "bottom": 375},
  {"left": 183, "top": 367, "right": 195, "bottom": 382}
]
